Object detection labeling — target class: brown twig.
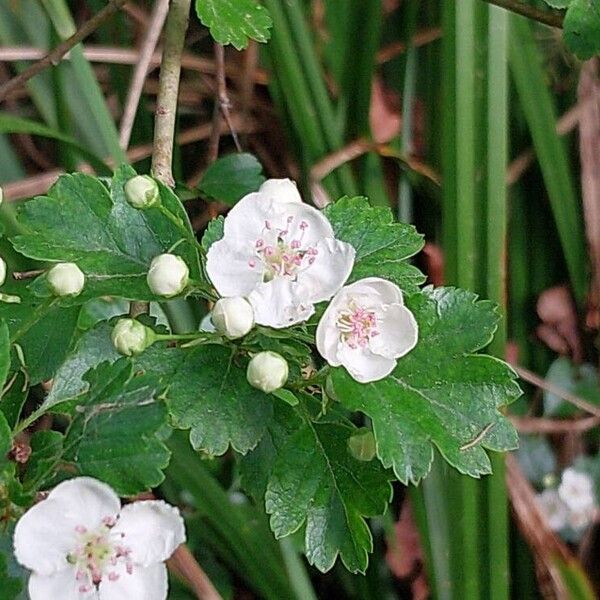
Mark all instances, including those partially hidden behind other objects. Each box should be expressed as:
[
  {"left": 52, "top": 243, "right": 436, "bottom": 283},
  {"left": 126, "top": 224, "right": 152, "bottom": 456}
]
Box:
[
  {"left": 513, "top": 365, "right": 600, "bottom": 418},
  {"left": 376, "top": 27, "right": 442, "bottom": 64},
  {"left": 510, "top": 415, "right": 600, "bottom": 433},
  {"left": 481, "top": 0, "right": 564, "bottom": 28},
  {"left": 119, "top": 0, "right": 170, "bottom": 149},
  {"left": 12, "top": 269, "right": 45, "bottom": 281},
  {"left": 151, "top": 0, "right": 192, "bottom": 186},
  {"left": 207, "top": 44, "right": 242, "bottom": 164},
  {"left": 0, "top": 0, "right": 127, "bottom": 102},
  {"left": 168, "top": 545, "right": 222, "bottom": 600}
]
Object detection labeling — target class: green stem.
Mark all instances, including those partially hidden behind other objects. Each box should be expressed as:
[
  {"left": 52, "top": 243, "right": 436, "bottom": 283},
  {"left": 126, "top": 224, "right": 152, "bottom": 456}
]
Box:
[
  {"left": 481, "top": 0, "right": 563, "bottom": 28},
  {"left": 279, "top": 538, "right": 318, "bottom": 600}
]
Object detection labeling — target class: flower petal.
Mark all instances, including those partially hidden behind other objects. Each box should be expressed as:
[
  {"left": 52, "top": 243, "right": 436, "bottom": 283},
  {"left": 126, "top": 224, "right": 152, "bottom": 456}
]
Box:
[
  {"left": 221, "top": 191, "right": 271, "bottom": 239},
  {"left": 369, "top": 303, "right": 418, "bottom": 360},
  {"left": 258, "top": 178, "right": 302, "bottom": 204},
  {"left": 14, "top": 478, "right": 120, "bottom": 575},
  {"left": 113, "top": 501, "right": 185, "bottom": 566},
  {"left": 343, "top": 277, "right": 405, "bottom": 306},
  {"left": 315, "top": 300, "right": 343, "bottom": 367},
  {"left": 296, "top": 238, "right": 355, "bottom": 303},
  {"left": 206, "top": 238, "right": 263, "bottom": 297},
  {"left": 248, "top": 278, "right": 314, "bottom": 328},
  {"left": 98, "top": 563, "right": 168, "bottom": 600},
  {"left": 338, "top": 345, "right": 397, "bottom": 383},
  {"left": 28, "top": 567, "right": 92, "bottom": 600}
]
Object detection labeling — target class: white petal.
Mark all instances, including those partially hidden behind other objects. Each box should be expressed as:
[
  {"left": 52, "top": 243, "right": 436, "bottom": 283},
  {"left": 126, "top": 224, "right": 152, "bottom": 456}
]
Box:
[
  {"left": 258, "top": 178, "right": 302, "bottom": 204},
  {"left": 28, "top": 567, "right": 94, "bottom": 600},
  {"left": 369, "top": 303, "right": 418, "bottom": 360},
  {"left": 338, "top": 345, "right": 397, "bottom": 383},
  {"left": 98, "top": 563, "right": 168, "bottom": 600},
  {"left": 248, "top": 278, "right": 314, "bottom": 328},
  {"left": 48, "top": 477, "right": 121, "bottom": 527},
  {"left": 341, "top": 277, "right": 405, "bottom": 306},
  {"left": 14, "top": 478, "right": 120, "bottom": 575},
  {"left": 296, "top": 239, "right": 355, "bottom": 303},
  {"left": 277, "top": 202, "right": 333, "bottom": 246},
  {"left": 114, "top": 501, "right": 185, "bottom": 566},
  {"left": 315, "top": 302, "right": 343, "bottom": 367},
  {"left": 221, "top": 191, "right": 271, "bottom": 239},
  {"left": 205, "top": 238, "right": 263, "bottom": 297}
]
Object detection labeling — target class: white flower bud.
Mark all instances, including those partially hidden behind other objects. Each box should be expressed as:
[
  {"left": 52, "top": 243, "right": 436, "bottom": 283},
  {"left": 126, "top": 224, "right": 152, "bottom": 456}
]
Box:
[
  {"left": 124, "top": 175, "right": 160, "bottom": 209},
  {"left": 147, "top": 253, "right": 189, "bottom": 297},
  {"left": 211, "top": 297, "right": 255, "bottom": 339},
  {"left": 0, "top": 186, "right": 3, "bottom": 205},
  {"left": 0, "top": 257, "right": 6, "bottom": 287},
  {"left": 47, "top": 262, "right": 85, "bottom": 296},
  {"left": 246, "top": 351, "right": 288, "bottom": 393},
  {"left": 111, "top": 318, "right": 156, "bottom": 356}
]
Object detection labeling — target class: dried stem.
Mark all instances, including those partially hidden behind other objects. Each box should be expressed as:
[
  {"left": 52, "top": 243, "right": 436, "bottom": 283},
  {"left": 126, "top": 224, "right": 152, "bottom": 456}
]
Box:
[
  {"left": 481, "top": 0, "right": 564, "bottom": 28},
  {"left": 120, "top": 0, "right": 170, "bottom": 149},
  {"left": 510, "top": 415, "right": 600, "bottom": 433},
  {"left": 151, "top": 0, "right": 192, "bottom": 186},
  {"left": 168, "top": 545, "right": 223, "bottom": 600},
  {"left": 513, "top": 364, "right": 600, "bottom": 418},
  {"left": 0, "top": 0, "right": 127, "bottom": 102},
  {"left": 207, "top": 43, "right": 241, "bottom": 164}
]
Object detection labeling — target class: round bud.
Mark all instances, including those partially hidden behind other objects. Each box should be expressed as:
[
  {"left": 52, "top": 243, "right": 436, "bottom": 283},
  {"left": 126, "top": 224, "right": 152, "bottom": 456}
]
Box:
[
  {"left": 111, "top": 318, "right": 156, "bottom": 356},
  {"left": 147, "top": 253, "right": 189, "bottom": 297},
  {"left": 0, "top": 186, "right": 4, "bottom": 205},
  {"left": 246, "top": 351, "right": 289, "bottom": 393},
  {"left": 0, "top": 257, "right": 6, "bottom": 287},
  {"left": 347, "top": 429, "right": 376, "bottom": 462},
  {"left": 212, "top": 297, "right": 255, "bottom": 339},
  {"left": 47, "top": 262, "right": 85, "bottom": 297},
  {"left": 124, "top": 175, "right": 160, "bottom": 209}
]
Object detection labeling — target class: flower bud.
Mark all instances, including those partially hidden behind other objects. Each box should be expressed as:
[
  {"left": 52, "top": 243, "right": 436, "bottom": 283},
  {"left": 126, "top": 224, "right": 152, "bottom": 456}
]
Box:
[
  {"left": 211, "top": 297, "right": 255, "bottom": 339},
  {"left": 124, "top": 175, "right": 160, "bottom": 209},
  {"left": 246, "top": 351, "right": 288, "bottom": 393},
  {"left": 0, "top": 186, "right": 3, "bottom": 205},
  {"left": 0, "top": 257, "right": 6, "bottom": 287},
  {"left": 111, "top": 318, "right": 156, "bottom": 356},
  {"left": 347, "top": 429, "right": 376, "bottom": 462},
  {"left": 47, "top": 262, "right": 85, "bottom": 297},
  {"left": 147, "top": 253, "right": 189, "bottom": 297}
]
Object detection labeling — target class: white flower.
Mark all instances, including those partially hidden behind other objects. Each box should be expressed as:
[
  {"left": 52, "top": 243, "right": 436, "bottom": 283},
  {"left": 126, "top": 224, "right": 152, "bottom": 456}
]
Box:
[
  {"left": 147, "top": 254, "right": 189, "bottom": 297},
  {"left": 247, "top": 351, "right": 288, "bottom": 393},
  {"left": 316, "top": 277, "right": 418, "bottom": 383},
  {"left": 124, "top": 175, "right": 160, "bottom": 209},
  {"left": 535, "top": 489, "right": 569, "bottom": 531},
  {"left": 13, "top": 477, "right": 185, "bottom": 600},
  {"left": 0, "top": 256, "right": 6, "bottom": 286},
  {"left": 111, "top": 319, "right": 156, "bottom": 356},
  {"left": 567, "top": 504, "right": 596, "bottom": 531},
  {"left": 47, "top": 263, "right": 85, "bottom": 297},
  {"left": 558, "top": 468, "right": 596, "bottom": 512},
  {"left": 211, "top": 296, "right": 255, "bottom": 339},
  {"left": 206, "top": 178, "right": 355, "bottom": 328}
]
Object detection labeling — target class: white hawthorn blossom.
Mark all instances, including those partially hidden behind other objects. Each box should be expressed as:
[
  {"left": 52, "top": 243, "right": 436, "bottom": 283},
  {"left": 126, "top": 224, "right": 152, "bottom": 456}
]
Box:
[
  {"left": 316, "top": 277, "right": 418, "bottom": 383},
  {"left": 206, "top": 178, "right": 355, "bottom": 328},
  {"left": 535, "top": 489, "right": 569, "bottom": 532},
  {"left": 558, "top": 468, "right": 596, "bottom": 513},
  {"left": 14, "top": 477, "right": 185, "bottom": 600}
]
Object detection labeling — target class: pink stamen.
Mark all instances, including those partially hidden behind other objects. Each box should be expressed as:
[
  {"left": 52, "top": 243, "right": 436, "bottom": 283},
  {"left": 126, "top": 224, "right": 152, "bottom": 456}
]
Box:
[
  {"left": 108, "top": 572, "right": 120, "bottom": 582},
  {"left": 291, "top": 240, "right": 301, "bottom": 249},
  {"left": 75, "top": 525, "right": 87, "bottom": 534},
  {"left": 299, "top": 221, "right": 308, "bottom": 230},
  {"left": 265, "top": 220, "right": 271, "bottom": 230},
  {"left": 248, "top": 259, "right": 256, "bottom": 268},
  {"left": 255, "top": 239, "right": 264, "bottom": 248}
]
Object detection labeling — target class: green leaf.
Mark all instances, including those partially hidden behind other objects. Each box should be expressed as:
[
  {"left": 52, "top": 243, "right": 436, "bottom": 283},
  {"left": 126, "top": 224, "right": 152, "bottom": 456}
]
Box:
[
  {"left": 0, "top": 410, "right": 11, "bottom": 456},
  {"left": 331, "top": 287, "right": 521, "bottom": 484},
  {"left": 12, "top": 166, "right": 200, "bottom": 302},
  {"left": 0, "top": 525, "right": 27, "bottom": 600},
  {"left": 543, "top": 357, "right": 597, "bottom": 417},
  {"left": 201, "top": 216, "right": 224, "bottom": 251},
  {"left": 0, "top": 371, "right": 28, "bottom": 429},
  {"left": 0, "top": 321, "right": 10, "bottom": 391},
  {"left": 563, "top": 0, "right": 600, "bottom": 60},
  {"left": 22, "top": 430, "right": 63, "bottom": 490},
  {"left": 324, "top": 196, "right": 425, "bottom": 294},
  {"left": 64, "top": 360, "right": 171, "bottom": 495},
  {"left": 0, "top": 545, "right": 23, "bottom": 600},
  {"left": 0, "top": 113, "right": 110, "bottom": 176},
  {"left": 195, "top": 0, "right": 273, "bottom": 50},
  {"left": 543, "top": 0, "right": 571, "bottom": 7},
  {"left": 264, "top": 416, "right": 392, "bottom": 573},
  {"left": 167, "top": 345, "right": 273, "bottom": 455},
  {"left": 198, "top": 153, "right": 265, "bottom": 205}
]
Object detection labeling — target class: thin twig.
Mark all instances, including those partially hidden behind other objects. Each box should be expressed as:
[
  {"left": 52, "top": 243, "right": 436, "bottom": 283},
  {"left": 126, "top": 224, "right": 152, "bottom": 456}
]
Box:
[
  {"left": 0, "top": 0, "right": 127, "bottom": 102},
  {"left": 151, "top": 0, "right": 192, "bottom": 186},
  {"left": 513, "top": 364, "right": 600, "bottom": 418},
  {"left": 168, "top": 546, "right": 223, "bottom": 600},
  {"left": 481, "top": 0, "right": 564, "bottom": 28},
  {"left": 207, "top": 43, "right": 241, "bottom": 163},
  {"left": 119, "top": 0, "right": 170, "bottom": 149},
  {"left": 510, "top": 415, "right": 600, "bottom": 433}
]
